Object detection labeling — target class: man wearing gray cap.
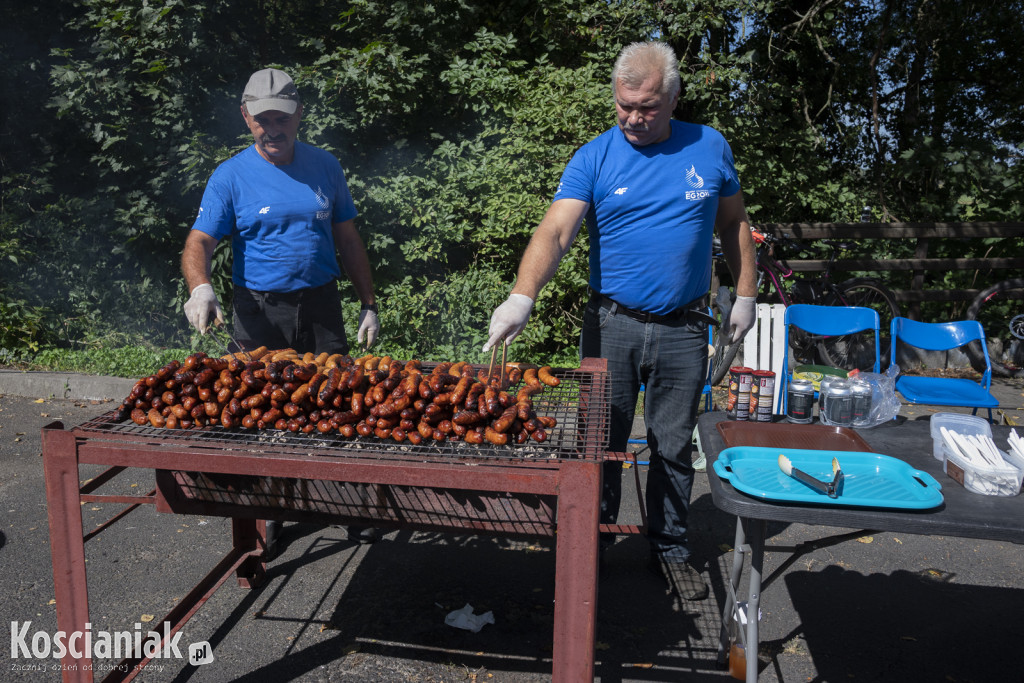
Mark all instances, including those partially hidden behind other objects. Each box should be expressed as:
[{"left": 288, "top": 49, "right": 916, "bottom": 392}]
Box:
[
  {"left": 181, "top": 68, "right": 381, "bottom": 549},
  {"left": 182, "top": 67, "right": 380, "bottom": 356}
]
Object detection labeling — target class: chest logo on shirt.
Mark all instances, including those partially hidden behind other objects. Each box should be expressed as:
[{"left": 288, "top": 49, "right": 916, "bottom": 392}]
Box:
[
  {"left": 685, "top": 165, "right": 704, "bottom": 189},
  {"left": 315, "top": 186, "right": 331, "bottom": 220},
  {"left": 258, "top": 206, "right": 271, "bottom": 215},
  {"left": 614, "top": 187, "right": 628, "bottom": 195},
  {"left": 684, "top": 165, "right": 711, "bottom": 202},
  {"left": 315, "top": 187, "right": 329, "bottom": 209}
]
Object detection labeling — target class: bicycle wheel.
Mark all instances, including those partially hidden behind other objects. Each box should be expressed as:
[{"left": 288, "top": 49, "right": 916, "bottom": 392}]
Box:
[
  {"left": 709, "top": 293, "right": 743, "bottom": 386},
  {"left": 817, "top": 277, "right": 901, "bottom": 372},
  {"left": 966, "top": 278, "right": 1024, "bottom": 378}
]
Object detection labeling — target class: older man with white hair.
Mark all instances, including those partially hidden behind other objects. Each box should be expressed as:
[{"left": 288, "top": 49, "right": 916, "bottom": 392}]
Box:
[{"left": 484, "top": 42, "right": 757, "bottom": 600}]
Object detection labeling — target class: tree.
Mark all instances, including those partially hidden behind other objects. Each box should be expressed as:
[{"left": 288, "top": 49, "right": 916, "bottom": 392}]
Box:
[{"left": 2, "top": 0, "right": 1020, "bottom": 367}]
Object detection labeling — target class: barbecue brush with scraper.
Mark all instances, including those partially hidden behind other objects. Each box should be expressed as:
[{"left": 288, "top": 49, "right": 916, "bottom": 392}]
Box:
[{"left": 778, "top": 454, "right": 837, "bottom": 498}]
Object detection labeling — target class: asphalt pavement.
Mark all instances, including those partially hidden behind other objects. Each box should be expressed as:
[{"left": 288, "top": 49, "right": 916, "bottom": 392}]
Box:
[{"left": 2, "top": 370, "right": 1024, "bottom": 682}]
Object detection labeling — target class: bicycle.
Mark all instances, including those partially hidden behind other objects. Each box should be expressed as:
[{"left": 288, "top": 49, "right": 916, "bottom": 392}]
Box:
[
  {"left": 709, "top": 228, "right": 902, "bottom": 386},
  {"left": 965, "top": 278, "right": 1024, "bottom": 378}
]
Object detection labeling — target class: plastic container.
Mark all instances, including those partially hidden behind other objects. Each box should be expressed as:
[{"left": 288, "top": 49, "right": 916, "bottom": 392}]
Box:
[
  {"left": 792, "top": 364, "right": 850, "bottom": 392},
  {"left": 943, "top": 444, "right": 1024, "bottom": 496},
  {"left": 929, "top": 413, "right": 990, "bottom": 462},
  {"left": 728, "top": 602, "right": 752, "bottom": 680},
  {"left": 930, "top": 412, "right": 1024, "bottom": 496}
]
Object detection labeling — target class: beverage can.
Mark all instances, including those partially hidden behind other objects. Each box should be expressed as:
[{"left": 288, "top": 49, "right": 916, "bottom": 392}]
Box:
[
  {"left": 786, "top": 377, "right": 815, "bottom": 424},
  {"left": 726, "top": 367, "right": 754, "bottom": 421},
  {"left": 817, "top": 375, "right": 841, "bottom": 420},
  {"left": 851, "top": 380, "right": 873, "bottom": 427},
  {"left": 750, "top": 369, "right": 776, "bottom": 422},
  {"left": 825, "top": 380, "right": 854, "bottom": 427}
]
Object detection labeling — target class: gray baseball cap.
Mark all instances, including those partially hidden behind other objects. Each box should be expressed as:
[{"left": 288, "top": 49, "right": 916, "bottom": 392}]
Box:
[{"left": 241, "top": 68, "right": 300, "bottom": 116}]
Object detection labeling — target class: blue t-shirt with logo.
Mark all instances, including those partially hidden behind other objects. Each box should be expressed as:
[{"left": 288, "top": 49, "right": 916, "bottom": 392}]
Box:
[
  {"left": 554, "top": 120, "right": 741, "bottom": 315},
  {"left": 192, "top": 141, "right": 358, "bottom": 293}
]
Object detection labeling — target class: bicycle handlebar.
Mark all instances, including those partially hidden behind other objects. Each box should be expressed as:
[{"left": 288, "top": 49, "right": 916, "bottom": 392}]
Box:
[{"left": 749, "top": 228, "right": 855, "bottom": 255}]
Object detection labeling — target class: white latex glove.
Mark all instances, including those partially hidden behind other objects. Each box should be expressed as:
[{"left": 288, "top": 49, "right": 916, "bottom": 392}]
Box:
[
  {"left": 357, "top": 307, "right": 380, "bottom": 348},
  {"left": 483, "top": 293, "right": 534, "bottom": 352},
  {"left": 727, "top": 295, "right": 757, "bottom": 343},
  {"left": 183, "top": 283, "right": 224, "bottom": 334}
]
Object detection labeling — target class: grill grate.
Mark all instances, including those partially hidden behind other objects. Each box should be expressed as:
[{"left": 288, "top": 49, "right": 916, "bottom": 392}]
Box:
[{"left": 73, "top": 364, "right": 611, "bottom": 464}]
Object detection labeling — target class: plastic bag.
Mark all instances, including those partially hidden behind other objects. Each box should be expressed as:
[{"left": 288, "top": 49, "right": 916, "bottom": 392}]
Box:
[{"left": 818, "top": 368, "right": 900, "bottom": 429}]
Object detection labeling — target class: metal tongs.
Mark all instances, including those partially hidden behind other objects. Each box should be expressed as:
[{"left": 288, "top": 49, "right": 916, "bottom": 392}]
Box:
[
  {"left": 486, "top": 338, "right": 508, "bottom": 387},
  {"left": 213, "top": 320, "right": 252, "bottom": 361},
  {"left": 778, "top": 454, "right": 844, "bottom": 498}
]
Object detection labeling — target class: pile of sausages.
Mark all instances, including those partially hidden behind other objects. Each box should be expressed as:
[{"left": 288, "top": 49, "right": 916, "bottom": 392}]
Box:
[{"left": 115, "top": 348, "right": 561, "bottom": 446}]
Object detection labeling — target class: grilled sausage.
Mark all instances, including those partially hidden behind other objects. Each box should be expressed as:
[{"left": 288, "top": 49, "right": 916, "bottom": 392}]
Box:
[
  {"left": 241, "top": 394, "right": 266, "bottom": 410},
  {"left": 484, "top": 426, "right": 508, "bottom": 445},
  {"left": 492, "top": 406, "right": 518, "bottom": 433},
  {"left": 453, "top": 410, "right": 483, "bottom": 425},
  {"left": 203, "top": 357, "right": 229, "bottom": 372},
  {"left": 538, "top": 366, "right": 559, "bottom": 387}
]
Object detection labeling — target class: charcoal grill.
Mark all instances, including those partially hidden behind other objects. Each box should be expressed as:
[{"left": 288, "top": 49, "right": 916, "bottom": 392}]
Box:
[{"left": 42, "top": 357, "right": 613, "bottom": 682}]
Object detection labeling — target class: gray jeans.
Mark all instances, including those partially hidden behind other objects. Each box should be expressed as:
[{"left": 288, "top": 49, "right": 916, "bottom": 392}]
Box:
[{"left": 580, "top": 294, "right": 709, "bottom": 561}]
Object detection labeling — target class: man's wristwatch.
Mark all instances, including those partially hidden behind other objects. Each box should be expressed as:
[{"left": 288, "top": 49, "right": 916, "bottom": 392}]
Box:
[{"left": 360, "top": 302, "right": 378, "bottom": 313}]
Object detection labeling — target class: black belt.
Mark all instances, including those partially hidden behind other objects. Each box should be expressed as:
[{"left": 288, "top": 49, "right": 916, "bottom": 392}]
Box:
[
  {"left": 592, "top": 291, "right": 718, "bottom": 326},
  {"left": 239, "top": 280, "right": 337, "bottom": 305}
]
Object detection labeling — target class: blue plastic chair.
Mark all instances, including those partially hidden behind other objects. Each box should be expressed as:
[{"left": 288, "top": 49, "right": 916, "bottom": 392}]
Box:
[
  {"left": 778, "top": 305, "right": 881, "bottom": 415},
  {"left": 889, "top": 317, "right": 998, "bottom": 422}
]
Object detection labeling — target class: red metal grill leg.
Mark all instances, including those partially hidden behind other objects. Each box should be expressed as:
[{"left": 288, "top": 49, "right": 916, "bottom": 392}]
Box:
[
  {"left": 233, "top": 518, "right": 268, "bottom": 588},
  {"left": 42, "top": 424, "right": 95, "bottom": 683},
  {"left": 551, "top": 458, "right": 601, "bottom": 682}
]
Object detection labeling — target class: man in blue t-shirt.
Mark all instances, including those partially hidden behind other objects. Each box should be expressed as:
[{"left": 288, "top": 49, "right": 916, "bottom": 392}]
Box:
[
  {"left": 181, "top": 68, "right": 381, "bottom": 547},
  {"left": 484, "top": 42, "right": 758, "bottom": 600},
  {"left": 182, "top": 68, "right": 380, "bottom": 356}
]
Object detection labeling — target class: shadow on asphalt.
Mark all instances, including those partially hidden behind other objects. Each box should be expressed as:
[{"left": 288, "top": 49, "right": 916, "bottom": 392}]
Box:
[
  {"left": 778, "top": 566, "right": 1024, "bottom": 682},
  {"left": 161, "top": 516, "right": 747, "bottom": 683}
]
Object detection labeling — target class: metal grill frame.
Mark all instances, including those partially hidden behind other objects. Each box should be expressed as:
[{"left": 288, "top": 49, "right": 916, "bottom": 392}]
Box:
[
  {"left": 77, "top": 363, "right": 611, "bottom": 464},
  {"left": 41, "top": 357, "right": 612, "bottom": 683}
]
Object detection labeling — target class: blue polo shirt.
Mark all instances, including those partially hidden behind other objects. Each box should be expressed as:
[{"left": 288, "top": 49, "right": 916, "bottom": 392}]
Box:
[
  {"left": 192, "top": 141, "right": 358, "bottom": 293},
  {"left": 554, "top": 120, "right": 741, "bottom": 315}
]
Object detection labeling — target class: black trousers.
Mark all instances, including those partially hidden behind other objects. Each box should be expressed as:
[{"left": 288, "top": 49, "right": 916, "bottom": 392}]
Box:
[{"left": 231, "top": 280, "right": 350, "bottom": 355}]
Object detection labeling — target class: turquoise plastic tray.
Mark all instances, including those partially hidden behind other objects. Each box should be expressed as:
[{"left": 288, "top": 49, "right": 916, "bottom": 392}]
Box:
[{"left": 713, "top": 446, "right": 944, "bottom": 509}]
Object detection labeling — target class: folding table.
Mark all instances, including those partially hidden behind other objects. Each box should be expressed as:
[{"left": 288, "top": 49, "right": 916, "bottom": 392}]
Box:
[{"left": 698, "top": 411, "right": 1024, "bottom": 682}]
